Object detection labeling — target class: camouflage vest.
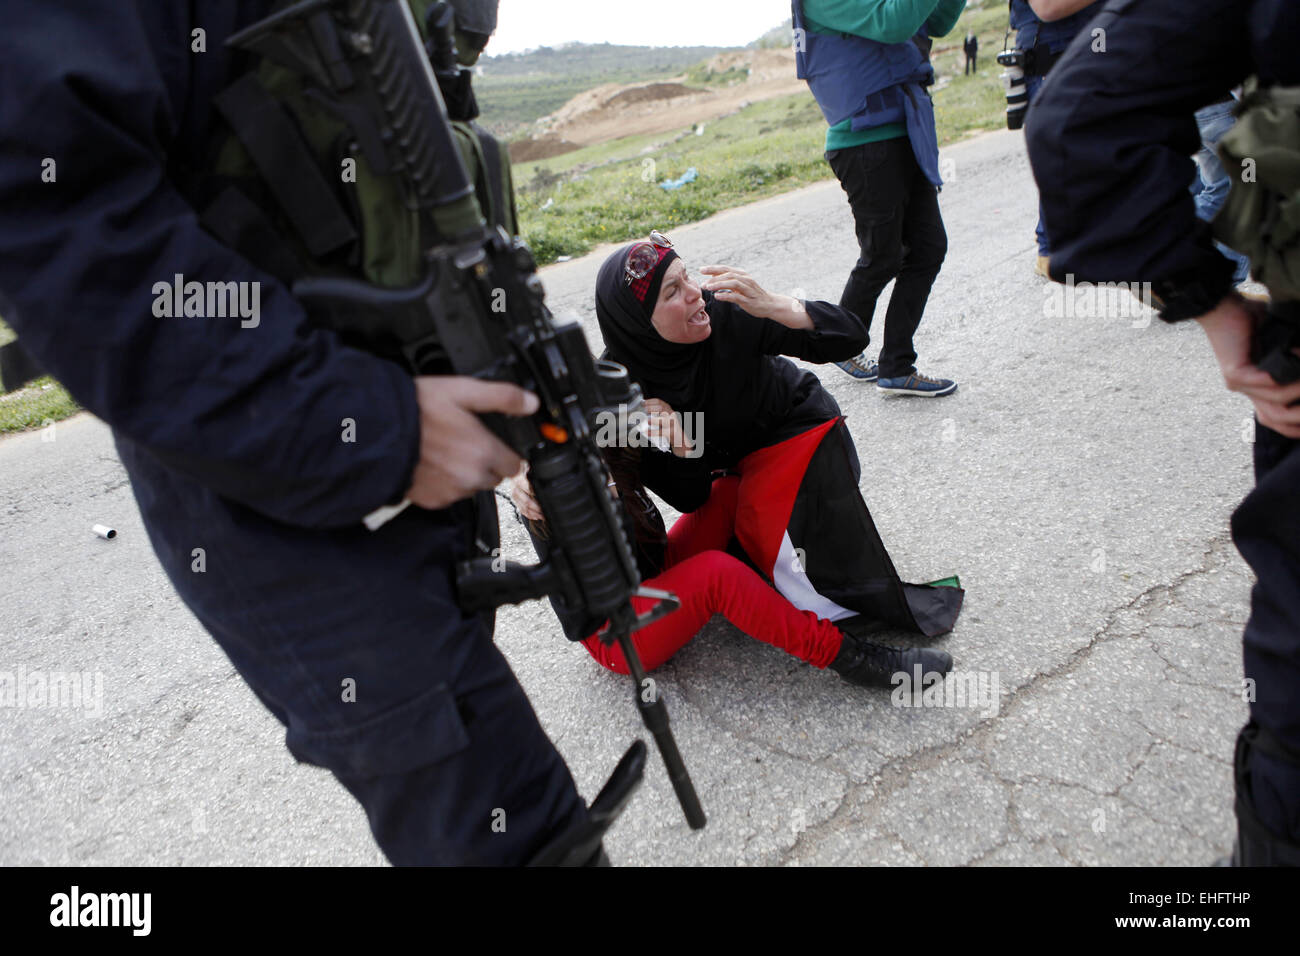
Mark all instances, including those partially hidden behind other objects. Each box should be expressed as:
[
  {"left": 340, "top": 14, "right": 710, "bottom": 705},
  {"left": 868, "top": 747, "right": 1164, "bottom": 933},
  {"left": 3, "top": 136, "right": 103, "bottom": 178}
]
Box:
[
  {"left": 198, "top": 0, "right": 515, "bottom": 291},
  {"left": 1214, "top": 78, "right": 1300, "bottom": 304}
]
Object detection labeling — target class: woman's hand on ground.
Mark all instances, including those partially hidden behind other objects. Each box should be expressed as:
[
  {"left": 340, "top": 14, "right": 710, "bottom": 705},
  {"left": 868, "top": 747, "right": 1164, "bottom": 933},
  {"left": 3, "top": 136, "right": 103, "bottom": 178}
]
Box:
[
  {"left": 699, "top": 264, "right": 812, "bottom": 329},
  {"left": 509, "top": 462, "right": 544, "bottom": 522}
]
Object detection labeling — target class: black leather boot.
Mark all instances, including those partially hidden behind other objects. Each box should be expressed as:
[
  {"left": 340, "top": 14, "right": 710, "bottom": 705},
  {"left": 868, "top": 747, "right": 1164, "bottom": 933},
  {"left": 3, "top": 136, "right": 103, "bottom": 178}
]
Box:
[{"left": 829, "top": 631, "right": 953, "bottom": 688}]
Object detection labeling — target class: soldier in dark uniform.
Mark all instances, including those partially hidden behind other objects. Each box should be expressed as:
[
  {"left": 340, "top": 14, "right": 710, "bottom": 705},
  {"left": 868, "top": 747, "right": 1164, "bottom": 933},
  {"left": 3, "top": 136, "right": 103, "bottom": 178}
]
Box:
[
  {"left": 1027, "top": 0, "right": 1300, "bottom": 865},
  {"left": 0, "top": 0, "right": 597, "bottom": 865}
]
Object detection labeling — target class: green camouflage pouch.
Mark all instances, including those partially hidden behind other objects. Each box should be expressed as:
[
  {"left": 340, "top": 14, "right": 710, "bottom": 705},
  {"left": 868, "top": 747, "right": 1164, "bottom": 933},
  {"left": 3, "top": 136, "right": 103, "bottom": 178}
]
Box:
[{"left": 1214, "top": 78, "right": 1300, "bottom": 304}]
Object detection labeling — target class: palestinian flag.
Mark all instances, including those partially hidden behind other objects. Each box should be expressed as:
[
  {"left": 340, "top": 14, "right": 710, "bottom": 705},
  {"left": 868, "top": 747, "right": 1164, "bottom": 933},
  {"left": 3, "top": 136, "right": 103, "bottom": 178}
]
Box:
[{"left": 732, "top": 417, "right": 963, "bottom": 638}]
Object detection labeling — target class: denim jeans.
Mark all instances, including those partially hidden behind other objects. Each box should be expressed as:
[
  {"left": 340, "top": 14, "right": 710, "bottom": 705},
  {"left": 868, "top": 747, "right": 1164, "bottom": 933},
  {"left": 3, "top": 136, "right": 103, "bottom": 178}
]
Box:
[
  {"left": 1193, "top": 99, "right": 1251, "bottom": 284},
  {"left": 1026, "top": 73, "right": 1051, "bottom": 255}
]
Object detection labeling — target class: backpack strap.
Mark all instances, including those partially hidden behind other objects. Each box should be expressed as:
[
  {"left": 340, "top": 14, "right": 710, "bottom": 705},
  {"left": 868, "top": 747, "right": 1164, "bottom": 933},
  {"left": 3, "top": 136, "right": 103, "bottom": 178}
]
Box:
[
  {"left": 451, "top": 119, "right": 515, "bottom": 235},
  {"left": 213, "top": 73, "right": 358, "bottom": 259},
  {"left": 473, "top": 123, "right": 509, "bottom": 232}
]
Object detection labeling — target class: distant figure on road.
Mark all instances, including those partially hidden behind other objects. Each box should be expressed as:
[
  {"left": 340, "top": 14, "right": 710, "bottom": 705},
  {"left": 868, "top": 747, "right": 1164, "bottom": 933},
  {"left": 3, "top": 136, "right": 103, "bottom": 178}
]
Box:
[
  {"left": 964, "top": 32, "right": 978, "bottom": 74},
  {"left": 793, "top": 0, "right": 963, "bottom": 397}
]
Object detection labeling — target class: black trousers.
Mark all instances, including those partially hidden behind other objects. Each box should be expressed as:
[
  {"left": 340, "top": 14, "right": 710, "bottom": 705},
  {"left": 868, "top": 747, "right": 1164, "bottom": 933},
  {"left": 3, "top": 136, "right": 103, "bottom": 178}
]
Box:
[
  {"left": 965, "top": 53, "right": 977, "bottom": 74},
  {"left": 1232, "top": 421, "right": 1300, "bottom": 844},
  {"left": 827, "top": 137, "right": 948, "bottom": 379}
]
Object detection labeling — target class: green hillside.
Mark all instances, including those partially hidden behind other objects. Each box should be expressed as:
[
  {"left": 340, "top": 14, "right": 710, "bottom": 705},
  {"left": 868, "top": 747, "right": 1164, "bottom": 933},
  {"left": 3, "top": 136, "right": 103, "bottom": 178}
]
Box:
[
  {"left": 475, "top": 42, "right": 735, "bottom": 137},
  {"left": 513, "top": 2, "right": 1011, "bottom": 265}
]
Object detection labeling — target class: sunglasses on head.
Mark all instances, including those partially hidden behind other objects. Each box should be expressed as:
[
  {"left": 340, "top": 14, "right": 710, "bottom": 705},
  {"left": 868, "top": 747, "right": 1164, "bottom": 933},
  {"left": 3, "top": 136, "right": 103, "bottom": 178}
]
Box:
[{"left": 624, "top": 230, "right": 673, "bottom": 285}]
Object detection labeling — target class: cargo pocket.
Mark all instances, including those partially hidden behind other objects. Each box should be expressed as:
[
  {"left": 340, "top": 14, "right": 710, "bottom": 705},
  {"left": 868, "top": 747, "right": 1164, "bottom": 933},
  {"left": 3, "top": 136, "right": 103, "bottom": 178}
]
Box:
[{"left": 285, "top": 681, "right": 471, "bottom": 779}]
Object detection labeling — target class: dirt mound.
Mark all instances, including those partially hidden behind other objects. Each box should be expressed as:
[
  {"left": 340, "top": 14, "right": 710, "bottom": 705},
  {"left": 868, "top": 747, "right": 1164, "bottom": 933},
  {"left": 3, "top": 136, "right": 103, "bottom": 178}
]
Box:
[
  {"left": 603, "top": 82, "right": 697, "bottom": 109},
  {"left": 521, "top": 49, "right": 806, "bottom": 153},
  {"left": 509, "top": 134, "right": 580, "bottom": 163}
]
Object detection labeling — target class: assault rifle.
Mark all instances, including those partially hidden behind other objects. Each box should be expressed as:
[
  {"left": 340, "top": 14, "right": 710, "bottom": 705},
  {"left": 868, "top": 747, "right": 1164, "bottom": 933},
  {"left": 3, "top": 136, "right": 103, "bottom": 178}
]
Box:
[{"left": 226, "top": 0, "right": 707, "bottom": 846}]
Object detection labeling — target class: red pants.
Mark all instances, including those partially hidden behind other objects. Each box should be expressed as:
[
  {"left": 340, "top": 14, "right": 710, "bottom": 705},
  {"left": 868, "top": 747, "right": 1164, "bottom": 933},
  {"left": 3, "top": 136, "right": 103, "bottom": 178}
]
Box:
[{"left": 582, "top": 476, "right": 846, "bottom": 674}]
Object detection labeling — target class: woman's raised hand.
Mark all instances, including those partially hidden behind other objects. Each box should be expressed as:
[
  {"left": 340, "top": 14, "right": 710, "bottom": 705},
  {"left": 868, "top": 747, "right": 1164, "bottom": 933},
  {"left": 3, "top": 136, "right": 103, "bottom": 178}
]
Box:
[
  {"left": 699, "top": 264, "right": 812, "bottom": 330},
  {"left": 699, "top": 265, "right": 773, "bottom": 314}
]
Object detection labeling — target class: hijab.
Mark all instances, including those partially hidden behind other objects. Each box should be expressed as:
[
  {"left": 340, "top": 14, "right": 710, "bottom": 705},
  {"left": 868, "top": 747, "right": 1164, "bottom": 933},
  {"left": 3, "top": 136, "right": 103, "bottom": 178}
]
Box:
[{"left": 594, "top": 242, "right": 713, "bottom": 410}]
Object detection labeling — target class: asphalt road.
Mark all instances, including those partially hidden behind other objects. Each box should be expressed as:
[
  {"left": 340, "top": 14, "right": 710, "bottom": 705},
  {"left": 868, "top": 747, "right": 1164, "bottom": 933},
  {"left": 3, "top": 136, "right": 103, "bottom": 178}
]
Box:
[{"left": 0, "top": 129, "right": 1256, "bottom": 866}]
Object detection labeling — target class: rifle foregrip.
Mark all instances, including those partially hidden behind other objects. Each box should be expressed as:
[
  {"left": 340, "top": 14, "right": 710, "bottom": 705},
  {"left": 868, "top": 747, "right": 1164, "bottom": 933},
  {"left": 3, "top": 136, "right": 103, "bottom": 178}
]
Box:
[{"left": 531, "top": 459, "right": 637, "bottom": 619}]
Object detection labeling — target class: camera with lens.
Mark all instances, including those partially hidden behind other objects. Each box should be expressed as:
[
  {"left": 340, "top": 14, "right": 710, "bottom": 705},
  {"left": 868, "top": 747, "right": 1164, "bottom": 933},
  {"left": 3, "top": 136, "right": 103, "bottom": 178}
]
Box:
[{"left": 997, "top": 47, "right": 1029, "bottom": 130}]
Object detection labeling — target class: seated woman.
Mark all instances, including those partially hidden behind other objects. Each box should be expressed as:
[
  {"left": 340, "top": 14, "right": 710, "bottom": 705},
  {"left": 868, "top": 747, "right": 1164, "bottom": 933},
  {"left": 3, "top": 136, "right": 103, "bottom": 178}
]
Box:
[
  {"left": 513, "top": 441, "right": 951, "bottom": 688},
  {"left": 513, "top": 231, "right": 962, "bottom": 685},
  {"left": 594, "top": 232, "right": 964, "bottom": 642}
]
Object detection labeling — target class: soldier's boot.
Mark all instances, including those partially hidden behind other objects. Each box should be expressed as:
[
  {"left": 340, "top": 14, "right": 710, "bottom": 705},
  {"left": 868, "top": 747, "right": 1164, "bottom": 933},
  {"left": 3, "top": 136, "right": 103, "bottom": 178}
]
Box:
[{"left": 1224, "top": 722, "right": 1300, "bottom": 866}]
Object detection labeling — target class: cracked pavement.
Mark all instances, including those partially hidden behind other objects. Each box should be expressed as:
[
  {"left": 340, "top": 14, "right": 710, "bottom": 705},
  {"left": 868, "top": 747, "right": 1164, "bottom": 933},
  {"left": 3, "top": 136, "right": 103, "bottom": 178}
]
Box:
[{"left": 0, "top": 130, "right": 1256, "bottom": 865}]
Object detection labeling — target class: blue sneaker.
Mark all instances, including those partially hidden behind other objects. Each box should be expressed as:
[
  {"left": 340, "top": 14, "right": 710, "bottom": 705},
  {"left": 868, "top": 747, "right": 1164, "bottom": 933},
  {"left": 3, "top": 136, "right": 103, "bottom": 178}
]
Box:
[
  {"left": 876, "top": 371, "right": 958, "bottom": 397},
  {"left": 834, "top": 353, "right": 878, "bottom": 381}
]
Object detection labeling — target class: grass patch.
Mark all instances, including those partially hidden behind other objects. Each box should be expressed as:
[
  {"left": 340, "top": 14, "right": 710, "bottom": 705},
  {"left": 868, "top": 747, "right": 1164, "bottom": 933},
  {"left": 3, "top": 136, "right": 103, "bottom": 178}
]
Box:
[
  {"left": 515, "top": 0, "right": 1012, "bottom": 265},
  {"left": 0, "top": 318, "right": 82, "bottom": 436},
  {"left": 513, "top": 128, "right": 677, "bottom": 183},
  {"left": 683, "top": 63, "right": 750, "bottom": 87},
  {"left": 933, "top": 66, "right": 1010, "bottom": 144},
  {"left": 0, "top": 376, "right": 80, "bottom": 435},
  {"left": 516, "top": 93, "right": 831, "bottom": 264}
]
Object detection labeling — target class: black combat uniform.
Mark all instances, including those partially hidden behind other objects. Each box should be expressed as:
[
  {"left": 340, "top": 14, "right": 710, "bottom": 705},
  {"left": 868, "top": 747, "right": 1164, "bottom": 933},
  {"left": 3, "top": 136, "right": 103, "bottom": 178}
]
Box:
[
  {"left": 0, "top": 1, "right": 590, "bottom": 864},
  {"left": 1027, "top": 0, "right": 1300, "bottom": 864}
]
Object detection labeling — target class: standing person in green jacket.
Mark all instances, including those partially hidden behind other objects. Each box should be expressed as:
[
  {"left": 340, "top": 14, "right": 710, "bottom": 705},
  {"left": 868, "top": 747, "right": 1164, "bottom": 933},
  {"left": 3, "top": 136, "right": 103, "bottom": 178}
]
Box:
[{"left": 794, "top": 0, "right": 965, "bottom": 397}]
